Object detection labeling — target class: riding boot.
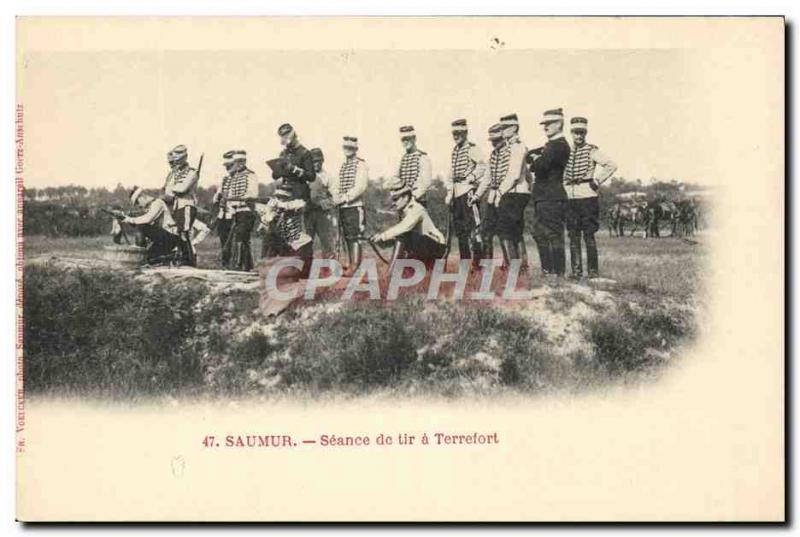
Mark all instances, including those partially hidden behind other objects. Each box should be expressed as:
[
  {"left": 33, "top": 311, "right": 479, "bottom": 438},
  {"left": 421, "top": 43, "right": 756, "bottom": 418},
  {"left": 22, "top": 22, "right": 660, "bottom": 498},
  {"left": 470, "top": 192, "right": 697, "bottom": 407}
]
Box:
[
  {"left": 499, "top": 239, "right": 512, "bottom": 270},
  {"left": 585, "top": 233, "right": 598, "bottom": 278},
  {"left": 517, "top": 239, "right": 529, "bottom": 272},
  {"left": 552, "top": 236, "right": 566, "bottom": 277},
  {"left": 534, "top": 239, "right": 552, "bottom": 274},
  {"left": 483, "top": 236, "right": 494, "bottom": 260},
  {"left": 350, "top": 240, "right": 362, "bottom": 272},
  {"left": 569, "top": 235, "right": 583, "bottom": 279},
  {"left": 458, "top": 236, "right": 472, "bottom": 260}
]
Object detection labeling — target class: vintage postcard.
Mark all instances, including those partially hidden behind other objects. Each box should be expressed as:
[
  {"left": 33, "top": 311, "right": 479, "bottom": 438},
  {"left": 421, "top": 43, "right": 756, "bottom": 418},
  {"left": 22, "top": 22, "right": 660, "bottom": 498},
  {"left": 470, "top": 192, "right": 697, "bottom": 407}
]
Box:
[{"left": 15, "top": 17, "right": 784, "bottom": 522}]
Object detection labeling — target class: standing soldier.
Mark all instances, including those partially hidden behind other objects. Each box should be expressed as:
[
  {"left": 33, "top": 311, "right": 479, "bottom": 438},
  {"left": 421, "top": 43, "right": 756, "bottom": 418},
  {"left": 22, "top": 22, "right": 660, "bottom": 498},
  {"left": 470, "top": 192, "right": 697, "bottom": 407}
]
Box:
[
  {"left": 272, "top": 123, "right": 316, "bottom": 202},
  {"left": 212, "top": 150, "right": 259, "bottom": 271},
  {"left": 444, "top": 119, "right": 489, "bottom": 268},
  {"left": 497, "top": 113, "right": 531, "bottom": 270},
  {"left": 564, "top": 117, "right": 617, "bottom": 279},
  {"left": 392, "top": 126, "right": 432, "bottom": 205},
  {"left": 333, "top": 136, "right": 369, "bottom": 275},
  {"left": 482, "top": 123, "right": 510, "bottom": 263},
  {"left": 529, "top": 108, "right": 571, "bottom": 279},
  {"left": 163, "top": 145, "right": 199, "bottom": 266},
  {"left": 306, "top": 148, "right": 336, "bottom": 260}
]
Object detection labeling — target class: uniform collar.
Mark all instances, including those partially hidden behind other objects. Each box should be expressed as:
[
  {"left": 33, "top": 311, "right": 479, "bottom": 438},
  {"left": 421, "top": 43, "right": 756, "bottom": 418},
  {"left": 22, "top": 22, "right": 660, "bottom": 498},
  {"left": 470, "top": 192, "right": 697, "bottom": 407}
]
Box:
[{"left": 547, "top": 132, "right": 565, "bottom": 141}]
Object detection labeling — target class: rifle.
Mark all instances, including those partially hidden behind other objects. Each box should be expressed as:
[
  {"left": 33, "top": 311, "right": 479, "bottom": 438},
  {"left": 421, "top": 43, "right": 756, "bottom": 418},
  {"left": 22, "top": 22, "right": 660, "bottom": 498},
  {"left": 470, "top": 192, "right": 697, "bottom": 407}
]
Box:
[{"left": 102, "top": 208, "right": 130, "bottom": 245}]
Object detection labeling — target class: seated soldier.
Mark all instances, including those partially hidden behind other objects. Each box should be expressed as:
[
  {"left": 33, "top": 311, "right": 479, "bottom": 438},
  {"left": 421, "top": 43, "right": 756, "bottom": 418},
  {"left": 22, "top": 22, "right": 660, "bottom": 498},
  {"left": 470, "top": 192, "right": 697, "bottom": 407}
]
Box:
[
  {"left": 370, "top": 177, "right": 446, "bottom": 269},
  {"left": 122, "top": 186, "right": 180, "bottom": 265}
]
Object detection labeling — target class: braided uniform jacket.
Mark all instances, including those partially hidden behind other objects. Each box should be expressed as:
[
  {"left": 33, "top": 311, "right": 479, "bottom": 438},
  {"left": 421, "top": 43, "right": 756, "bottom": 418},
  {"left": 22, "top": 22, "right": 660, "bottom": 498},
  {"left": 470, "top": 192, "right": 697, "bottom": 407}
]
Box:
[
  {"left": 338, "top": 156, "right": 362, "bottom": 194},
  {"left": 220, "top": 168, "right": 256, "bottom": 217},
  {"left": 399, "top": 150, "right": 425, "bottom": 189},
  {"left": 450, "top": 142, "right": 477, "bottom": 183},
  {"left": 164, "top": 165, "right": 198, "bottom": 209},
  {"left": 487, "top": 143, "right": 511, "bottom": 205},
  {"left": 564, "top": 143, "right": 597, "bottom": 185}
]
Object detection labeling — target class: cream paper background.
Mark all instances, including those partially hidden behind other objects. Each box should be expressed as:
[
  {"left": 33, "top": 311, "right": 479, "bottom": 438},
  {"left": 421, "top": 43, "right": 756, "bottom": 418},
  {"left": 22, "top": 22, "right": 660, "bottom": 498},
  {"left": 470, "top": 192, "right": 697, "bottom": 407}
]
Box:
[{"left": 15, "top": 17, "right": 784, "bottom": 521}]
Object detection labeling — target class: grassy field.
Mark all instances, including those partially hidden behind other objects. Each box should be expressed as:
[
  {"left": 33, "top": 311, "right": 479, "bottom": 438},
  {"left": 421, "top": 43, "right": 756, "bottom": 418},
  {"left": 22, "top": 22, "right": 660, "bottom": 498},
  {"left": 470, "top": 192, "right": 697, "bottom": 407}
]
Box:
[{"left": 22, "top": 231, "right": 707, "bottom": 401}]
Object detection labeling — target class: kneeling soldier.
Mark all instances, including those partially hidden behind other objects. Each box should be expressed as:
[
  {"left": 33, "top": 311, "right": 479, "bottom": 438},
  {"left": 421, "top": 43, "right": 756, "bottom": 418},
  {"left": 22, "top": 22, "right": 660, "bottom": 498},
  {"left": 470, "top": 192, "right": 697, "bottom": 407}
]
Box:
[
  {"left": 163, "top": 145, "right": 199, "bottom": 266},
  {"left": 123, "top": 186, "right": 180, "bottom": 265},
  {"left": 333, "top": 136, "right": 369, "bottom": 275},
  {"left": 445, "top": 119, "right": 489, "bottom": 268},
  {"left": 564, "top": 117, "right": 617, "bottom": 278},
  {"left": 257, "top": 181, "right": 314, "bottom": 277},
  {"left": 212, "top": 150, "right": 259, "bottom": 271},
  {"left": 370, "top": 177, "right": 446, "bottom": 269}
]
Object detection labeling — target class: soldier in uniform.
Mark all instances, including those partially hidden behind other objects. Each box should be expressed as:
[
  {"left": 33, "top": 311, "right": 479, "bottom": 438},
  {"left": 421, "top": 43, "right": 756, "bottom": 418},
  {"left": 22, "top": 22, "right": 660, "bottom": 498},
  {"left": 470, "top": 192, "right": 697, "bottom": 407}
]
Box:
[
  {"left": 332, "top": 136, "right": 369, "bottom": 275},
  {"left": 212, "top": 150, "right": 259, "bottom": 271},
  {"left": 370, "top": 176, "right": 446, "bottom": 269},
  {"left": 163, "top": 145, "right": 199, "bottom": 266},
  {"left": 529, "top": 108, "right": 571, "bottom": 278},
  {"left": 306, "top": 148, "right": 336, "bottom": 260},
  {"left": 444, "top": 119, "right": 489, "bottom": 268},
  {"left": 392, "top": 126, "right": 432, "bottom": 205},
  {"left": 256, "top": 181, "right": 314, "bottom": 278},
  {"left": 497, "top": 113, "right": 531, "bottom": 270},
  {"left": 123, "top": 186, "right": 180, "bottom": 265},
  {"left": 272, "top": 123, "right": 316, "bottom": 202},
  {"left": 564, "top": 117, "right": 618, "bottom": 279},
  {"left": 482, "top": 123, "right": 509, "bottom": 263}
]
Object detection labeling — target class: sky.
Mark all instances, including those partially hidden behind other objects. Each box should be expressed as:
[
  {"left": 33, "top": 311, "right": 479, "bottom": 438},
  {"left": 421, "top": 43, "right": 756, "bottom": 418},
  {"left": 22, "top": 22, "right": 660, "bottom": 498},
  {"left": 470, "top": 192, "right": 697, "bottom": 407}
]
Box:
[{"left": 21, "top": 48, "right": 717, "bottom": 190}]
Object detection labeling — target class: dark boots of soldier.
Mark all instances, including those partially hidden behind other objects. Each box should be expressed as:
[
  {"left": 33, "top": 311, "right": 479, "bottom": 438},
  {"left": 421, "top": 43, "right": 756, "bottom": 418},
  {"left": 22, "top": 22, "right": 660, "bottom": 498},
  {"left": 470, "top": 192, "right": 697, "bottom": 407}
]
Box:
[
  {"left": 585, "top": 232, "right": 599, "bottom": 278},
  {"left": 470, "top": 237, "right": 483, "bottom": 270},
  {"left": 458, "top": 235, "right": 471, "bottom": 260},
  {"left": 500, "top": 239, "right": 518, "bottom": 271},
  {"left": 483, "top": 236, "right": 494, "bottom": 261},
  {"left": 350, "top": 240, "right": 362, "bottom": 274},
  {"left": 517, "top": 240, "right": 529, "bottom": 273},
  {"left": 569, "top": 234, "right": 582, "bottom": 280},
  {"left": 534, "top": 239, "right": 552, "bottom": 275},
  {"left": 552, "top": 241, "right": 566, "bottom": 277}
]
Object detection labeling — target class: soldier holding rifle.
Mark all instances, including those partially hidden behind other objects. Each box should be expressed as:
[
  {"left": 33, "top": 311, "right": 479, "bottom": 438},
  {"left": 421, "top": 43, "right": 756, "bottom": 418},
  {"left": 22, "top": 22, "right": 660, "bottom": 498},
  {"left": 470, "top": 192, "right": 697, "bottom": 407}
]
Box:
[
  {"left": 163, "top": 144, "right": 200, "bottom": 266},
  {"left": 212, "top": 150, "right": 259, "bottom": 271}
]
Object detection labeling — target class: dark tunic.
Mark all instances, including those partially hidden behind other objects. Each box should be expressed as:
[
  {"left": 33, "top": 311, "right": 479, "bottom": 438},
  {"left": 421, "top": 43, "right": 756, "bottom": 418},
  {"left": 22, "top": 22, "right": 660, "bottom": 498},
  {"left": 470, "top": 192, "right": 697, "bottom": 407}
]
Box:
[
  {"left": 531, "top": 135, "right": 571, "bottom": 202},
  {"left": 273, "top": 143, "right": 315, "bottom": 201}
]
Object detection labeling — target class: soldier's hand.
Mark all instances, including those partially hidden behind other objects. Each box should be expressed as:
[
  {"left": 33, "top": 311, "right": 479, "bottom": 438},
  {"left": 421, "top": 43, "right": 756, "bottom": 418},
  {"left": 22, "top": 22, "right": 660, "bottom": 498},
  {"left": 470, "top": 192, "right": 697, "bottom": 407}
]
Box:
[{"left": 466, "top": 191, "right": 478, "bottom": 207}]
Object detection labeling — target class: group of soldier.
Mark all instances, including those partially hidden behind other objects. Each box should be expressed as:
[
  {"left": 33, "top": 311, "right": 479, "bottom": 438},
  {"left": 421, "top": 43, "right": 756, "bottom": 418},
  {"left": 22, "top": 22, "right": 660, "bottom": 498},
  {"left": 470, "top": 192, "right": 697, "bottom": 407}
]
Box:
[{"left": 120, "top": 107, "right": 617, "bottom": 281}]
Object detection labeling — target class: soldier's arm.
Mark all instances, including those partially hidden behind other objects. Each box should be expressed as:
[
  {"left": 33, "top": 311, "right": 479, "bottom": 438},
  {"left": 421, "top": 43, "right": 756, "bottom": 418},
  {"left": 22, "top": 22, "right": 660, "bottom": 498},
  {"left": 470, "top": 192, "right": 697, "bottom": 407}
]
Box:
[
  {"left": 245, "top": 173, "right": 260, "bottom": 200},
  {"left": 125, "top": 201, "right": 162, "bottom": 225},
  {"left": 378, "top": 204, "right": 423, "bottom": 241},
  {"left": 591, "top": 148, "right": 618, "bottom": 184},
  {"left": 412, "top": 154, "right": 433, "bottom": 200},
  {"left": 467, "top": 145, "right": 488, "bottom": 191},
  {"left": 345, "top": 162, "right": 369, "bottom": 203},
  {"left": 170, "top": 169, "right": 199, "bottom": 195},
  {"left": 288, "top": 152, "right": 316, "bottom": 182}
]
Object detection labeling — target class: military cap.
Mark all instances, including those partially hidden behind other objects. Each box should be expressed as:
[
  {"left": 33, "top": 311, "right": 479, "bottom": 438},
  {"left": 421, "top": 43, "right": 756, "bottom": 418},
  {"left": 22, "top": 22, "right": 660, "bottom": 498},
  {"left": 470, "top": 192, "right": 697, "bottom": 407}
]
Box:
[
  {"left": 278, "top": 123, "right": 295, "bottom": 136},
  {"left": 488, "top": 123, "right": 505, "bottom": 140},
  {"left": 499, "top": 114, "right": 519, "bottom": 127},
  {"left": 399, "top": 125, "right": 416, "bottom": 139},
  {"left": 167, "top": 145, "right": 188, "bottom": 162},
  {"left": 451, "top": 119, "right": 468, "bottom": 132},
  {"left": 223, "top": 150, "right": 247, "bottom": 163},
  {"left": 570, "top": 117, "right": 588, "bottom": 131},
  {"left": 342, "top": 136, "right": 359, "bottom": 149},
  {"left": 540, "top": 108, "right": 564, "bottom": 124}
]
